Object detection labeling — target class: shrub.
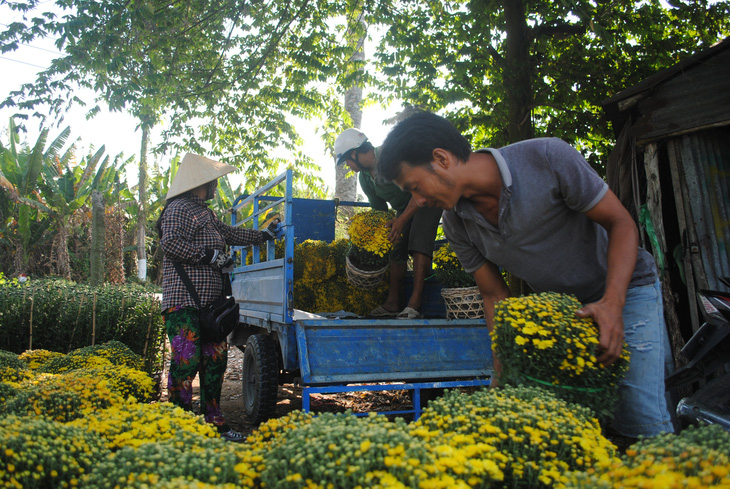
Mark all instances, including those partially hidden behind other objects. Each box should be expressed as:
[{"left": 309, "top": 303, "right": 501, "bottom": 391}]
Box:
[
  {"left": 0, "top": 350, "right": 32, "bottom": 383},
  {"left": 260, "top": 412, "right": 435, "bottom": 489},
  {"left": 346, "top": 210, "right": 394, "bottom": 271},
  {"left": 413, "top": 386, "right": 619, "bottom": 488},
  {"left": 289, "top": 239, "right": 388, "bottom": 315},
  {"left": 63, "top": 364, "right": 156, "bottom": 403},
  {"left": 69, "top": 401, "right": 218, "bottom": 450},
  {"left": 492, "top": 292, "right": 629, "bottom": 420},
  {"left": 37, "top": 353, "right": 113, "bottom": 374},
  {"left": 18, "top": 349, "right": 65, "bottom": 370},
  {"left": 80, "top": 431, "right": 257, "bottom": 489},
  {"left": 433, "top": 242, "right": 476, "bottom": 288},
  {"left": 0, "top": 415, "right": 110, "bottom": 489},
  {"left": 0, "top": 279, "right": 164, "bottom": 374},
  {"left": 564, "top": 424, "right": 730, "bottom": 488},
  {"left": 3, "top": 369, "right": 124, "bottom": 422},
  {"left": 0, "top": 381, "right": 18, "bottom": 410},
  {"left": 39, "top": 340, "right": 144, "bottom": 374}
]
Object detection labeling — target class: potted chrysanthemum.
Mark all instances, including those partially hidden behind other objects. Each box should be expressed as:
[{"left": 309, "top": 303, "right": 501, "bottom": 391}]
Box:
[
  {"left": 433, "top": 242, "right": 484, "bottom": 319},
  {"left": 492, "top": 292, "right": 630, "bottom": 421},
  {"left": 345, "top": 210, "right": 394, "bottom": 289}
]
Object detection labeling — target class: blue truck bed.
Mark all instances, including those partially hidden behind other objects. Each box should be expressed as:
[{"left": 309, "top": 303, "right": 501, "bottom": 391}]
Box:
[{"left": 228, "top": 170, "right": 492, "bottom": 421}]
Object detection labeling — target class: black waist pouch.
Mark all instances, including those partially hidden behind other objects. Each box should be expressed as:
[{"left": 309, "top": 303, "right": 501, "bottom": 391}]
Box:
[{"left": 199, "top": 296, "right": 239, "bottom": 342}]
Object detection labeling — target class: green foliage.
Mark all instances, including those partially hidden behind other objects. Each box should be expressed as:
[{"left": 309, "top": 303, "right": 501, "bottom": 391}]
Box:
[
  {"left": 372, "top": 0, "right": 730, "bottom": 171},
  {"left": 0, "top": 279, "right": 164, "bottom": 374},
  {"left": 1, "top": 0, "right": 339, "bottom": 189}
]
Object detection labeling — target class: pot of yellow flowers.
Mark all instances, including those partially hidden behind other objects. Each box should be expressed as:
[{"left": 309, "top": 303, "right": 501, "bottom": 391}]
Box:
[
  {"left": 493, "top": 292, "right": 630, "bottom": 421},
  {"left": 345, "top": 210, "right": 394, "bottom": 289},
  {"left": 433, "top": 242, "right": 484, "bottom": 319}
]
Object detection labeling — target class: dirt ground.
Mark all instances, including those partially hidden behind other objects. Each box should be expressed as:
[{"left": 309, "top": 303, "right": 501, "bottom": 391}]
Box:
[{"left": 160, "top": 344, "right": 414, "bottom": 436}]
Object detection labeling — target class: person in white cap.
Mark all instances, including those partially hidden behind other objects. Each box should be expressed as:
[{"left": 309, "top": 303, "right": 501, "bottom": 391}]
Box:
[
  {"left": 334, "top": 128, "right": 442, "bottom": 319},
  {"left": 156, "top": 153, "right": 279, "bottom": 442}
]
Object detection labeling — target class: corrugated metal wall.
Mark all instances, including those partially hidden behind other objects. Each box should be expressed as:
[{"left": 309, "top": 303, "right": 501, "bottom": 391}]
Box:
[{"left": 676, "top": 127, "right": 730, "bottom": 291}]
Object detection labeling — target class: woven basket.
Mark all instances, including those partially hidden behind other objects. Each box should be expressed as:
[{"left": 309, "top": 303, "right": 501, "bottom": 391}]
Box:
[
  {"left": 345, "top": 256, "right": 388, "bottom": 289},
  {"left": 441, "top": 286, "right": 485, "bottom": 319}
]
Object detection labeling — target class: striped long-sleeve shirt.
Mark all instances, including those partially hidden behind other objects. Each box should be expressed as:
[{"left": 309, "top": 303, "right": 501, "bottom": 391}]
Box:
[{"left": 160, "top": 194, "right": 265, "bottom": 311}]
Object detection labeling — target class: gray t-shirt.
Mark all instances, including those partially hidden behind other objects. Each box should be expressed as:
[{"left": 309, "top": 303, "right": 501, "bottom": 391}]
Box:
[{"left": 442, "top": 137, "right": 656, "bottom": 303}]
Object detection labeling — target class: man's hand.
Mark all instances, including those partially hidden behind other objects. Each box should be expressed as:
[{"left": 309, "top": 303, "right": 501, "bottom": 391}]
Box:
[
  {"left": 204, "top": 249, "right": 234, "bottom": 269},
  {"left": 576, "top": 299, "right": 625, "bottom": 365},
  {"left": 387, "top": 216, "right": 407, "bottom": 243},
  {"left": 262, "top": 218, "right": 281, "bottom": 241}
]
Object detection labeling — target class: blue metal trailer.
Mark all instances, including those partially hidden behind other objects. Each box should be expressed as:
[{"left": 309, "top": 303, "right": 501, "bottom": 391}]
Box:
[{"left": 228, "top": 170, "right": 493, "bottom": 423}]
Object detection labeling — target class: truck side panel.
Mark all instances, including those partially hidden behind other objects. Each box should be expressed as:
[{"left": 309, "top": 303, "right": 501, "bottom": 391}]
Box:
[{"left": 295, "top": 318, "right": 493, "bottom": 384}]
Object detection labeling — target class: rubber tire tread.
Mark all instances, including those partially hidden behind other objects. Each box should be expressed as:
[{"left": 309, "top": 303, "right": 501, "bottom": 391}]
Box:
[{"left": 242, "top": 334, "right": 279, "bottom": 425}]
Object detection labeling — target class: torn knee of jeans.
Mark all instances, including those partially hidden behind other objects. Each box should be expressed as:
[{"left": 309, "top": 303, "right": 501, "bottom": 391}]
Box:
[
  {"left": 632, "top": 342, "right": 654, "bottom": 352},
  {"left": 624, "top": 321, "right": 646, "bottom": 337},
  {"left": 624, "top": 321, "right": 654, "bottom": 351}
]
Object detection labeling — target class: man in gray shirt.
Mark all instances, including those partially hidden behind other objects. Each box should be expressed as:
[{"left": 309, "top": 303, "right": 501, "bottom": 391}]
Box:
[{"left": 377, "top": 111, "right": 674, "bottom": 440}]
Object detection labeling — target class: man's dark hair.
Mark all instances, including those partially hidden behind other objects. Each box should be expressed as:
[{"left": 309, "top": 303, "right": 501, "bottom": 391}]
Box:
[{"left": 377, "top": 111, "right": 471, "bottom": 181}]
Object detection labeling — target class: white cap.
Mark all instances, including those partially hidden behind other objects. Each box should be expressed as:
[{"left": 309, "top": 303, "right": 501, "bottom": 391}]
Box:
[
  {"left": 334, "top": 128, "right": 368, "bottom": 165},
  {"left": 166, "top": 153, "right": 236, "bottom": 200}
]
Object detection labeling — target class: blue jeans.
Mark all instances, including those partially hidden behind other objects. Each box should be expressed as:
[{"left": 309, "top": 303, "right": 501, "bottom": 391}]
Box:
[{"left": 611, "top": 278, "right": 675, "bottom": 437}]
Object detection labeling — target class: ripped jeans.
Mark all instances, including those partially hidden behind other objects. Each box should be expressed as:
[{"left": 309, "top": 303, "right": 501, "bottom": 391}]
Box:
[{"left": 612, "top": 278, "right": 675, "bottom": 437}]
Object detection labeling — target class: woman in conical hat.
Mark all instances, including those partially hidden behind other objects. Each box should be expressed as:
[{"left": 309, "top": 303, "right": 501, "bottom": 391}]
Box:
[{"left": 157, "top": 153, "right": 279, "bottom": 442}]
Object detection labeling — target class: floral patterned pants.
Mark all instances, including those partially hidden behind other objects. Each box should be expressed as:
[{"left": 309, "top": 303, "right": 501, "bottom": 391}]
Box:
[{"left": 164, "top": 307, "right": 229, "bottom": 431}]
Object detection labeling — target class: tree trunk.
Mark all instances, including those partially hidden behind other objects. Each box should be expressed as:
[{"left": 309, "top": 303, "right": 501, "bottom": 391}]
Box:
[
  {"left": 503, "top": 0, "right": 533, "bottom": 296},
  {"left": 105, "top": 203, "right": 126, "bottom": 284},
  {"left": 137, "top": 125, "right": 149, "bottom": 281},
  {"left": 89, "top": 190, "right": 106, "bottom": 285},
  {"left": 13, "top": 205, "right": 31, "bottom": 275},
  {"left": 335, "top": 14, "right": 365, "bottom": 211},
  {"left": 52, "top": 220, "right": 71, "bottom": 279},
  {"left": 503, "top": 0, "right": 533, "bottom": 143}
]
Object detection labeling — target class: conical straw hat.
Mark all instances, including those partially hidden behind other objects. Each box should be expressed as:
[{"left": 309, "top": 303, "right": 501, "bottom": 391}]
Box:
[{"left": 166, "top": 153, "right": 236, "bottom": 200}]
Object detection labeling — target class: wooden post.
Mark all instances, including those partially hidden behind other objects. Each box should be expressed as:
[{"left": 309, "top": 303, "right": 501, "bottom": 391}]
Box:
[
  {"left": 643, "top": 143, "right": 668, "bottom": 265},
  {"left": 28, "top": 293, "right": 34, "bottom": 351},
  {"left": 69, "top": 295, "right": 85, "bottom": 351},
  {"left": 143, "top": 317, "right": 153, "bottom": 358},
  {"left": 92, "top": 293, "right": 97, "bottom": 345}
]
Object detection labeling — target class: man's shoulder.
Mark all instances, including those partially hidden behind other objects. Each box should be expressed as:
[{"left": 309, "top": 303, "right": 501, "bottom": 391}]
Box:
[
  {"left": 442, "top": 208, "right": 465, "bottom": 228},
  {"left": 358, "top": 170, "right": 374, "bottom": 184},
  {"left": 499, "top": 137, "right": 564, "bottom": 154}
]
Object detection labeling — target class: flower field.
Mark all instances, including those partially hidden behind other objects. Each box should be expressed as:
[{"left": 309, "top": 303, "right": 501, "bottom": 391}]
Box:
[{"left": 2, "top": 338, "right": 730, "bottom": 488}]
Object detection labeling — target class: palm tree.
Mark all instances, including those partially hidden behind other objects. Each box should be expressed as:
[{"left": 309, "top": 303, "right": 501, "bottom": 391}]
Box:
[
  {"left": 39, "top": 145, "right": 120, "bottom": 278},
  {"left": 0, "top": 119, "right": 70, "bottom": 274}
]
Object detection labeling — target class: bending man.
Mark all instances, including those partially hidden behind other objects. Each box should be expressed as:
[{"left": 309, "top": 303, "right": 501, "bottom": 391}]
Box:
[{"left": 376, "top": 111, "right": 674, "bottom": 440}]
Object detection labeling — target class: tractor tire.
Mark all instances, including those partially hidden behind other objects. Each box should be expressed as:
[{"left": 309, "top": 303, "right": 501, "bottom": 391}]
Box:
[{"left": 242, "top": 334, "right": 279, "bottom": 424}]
